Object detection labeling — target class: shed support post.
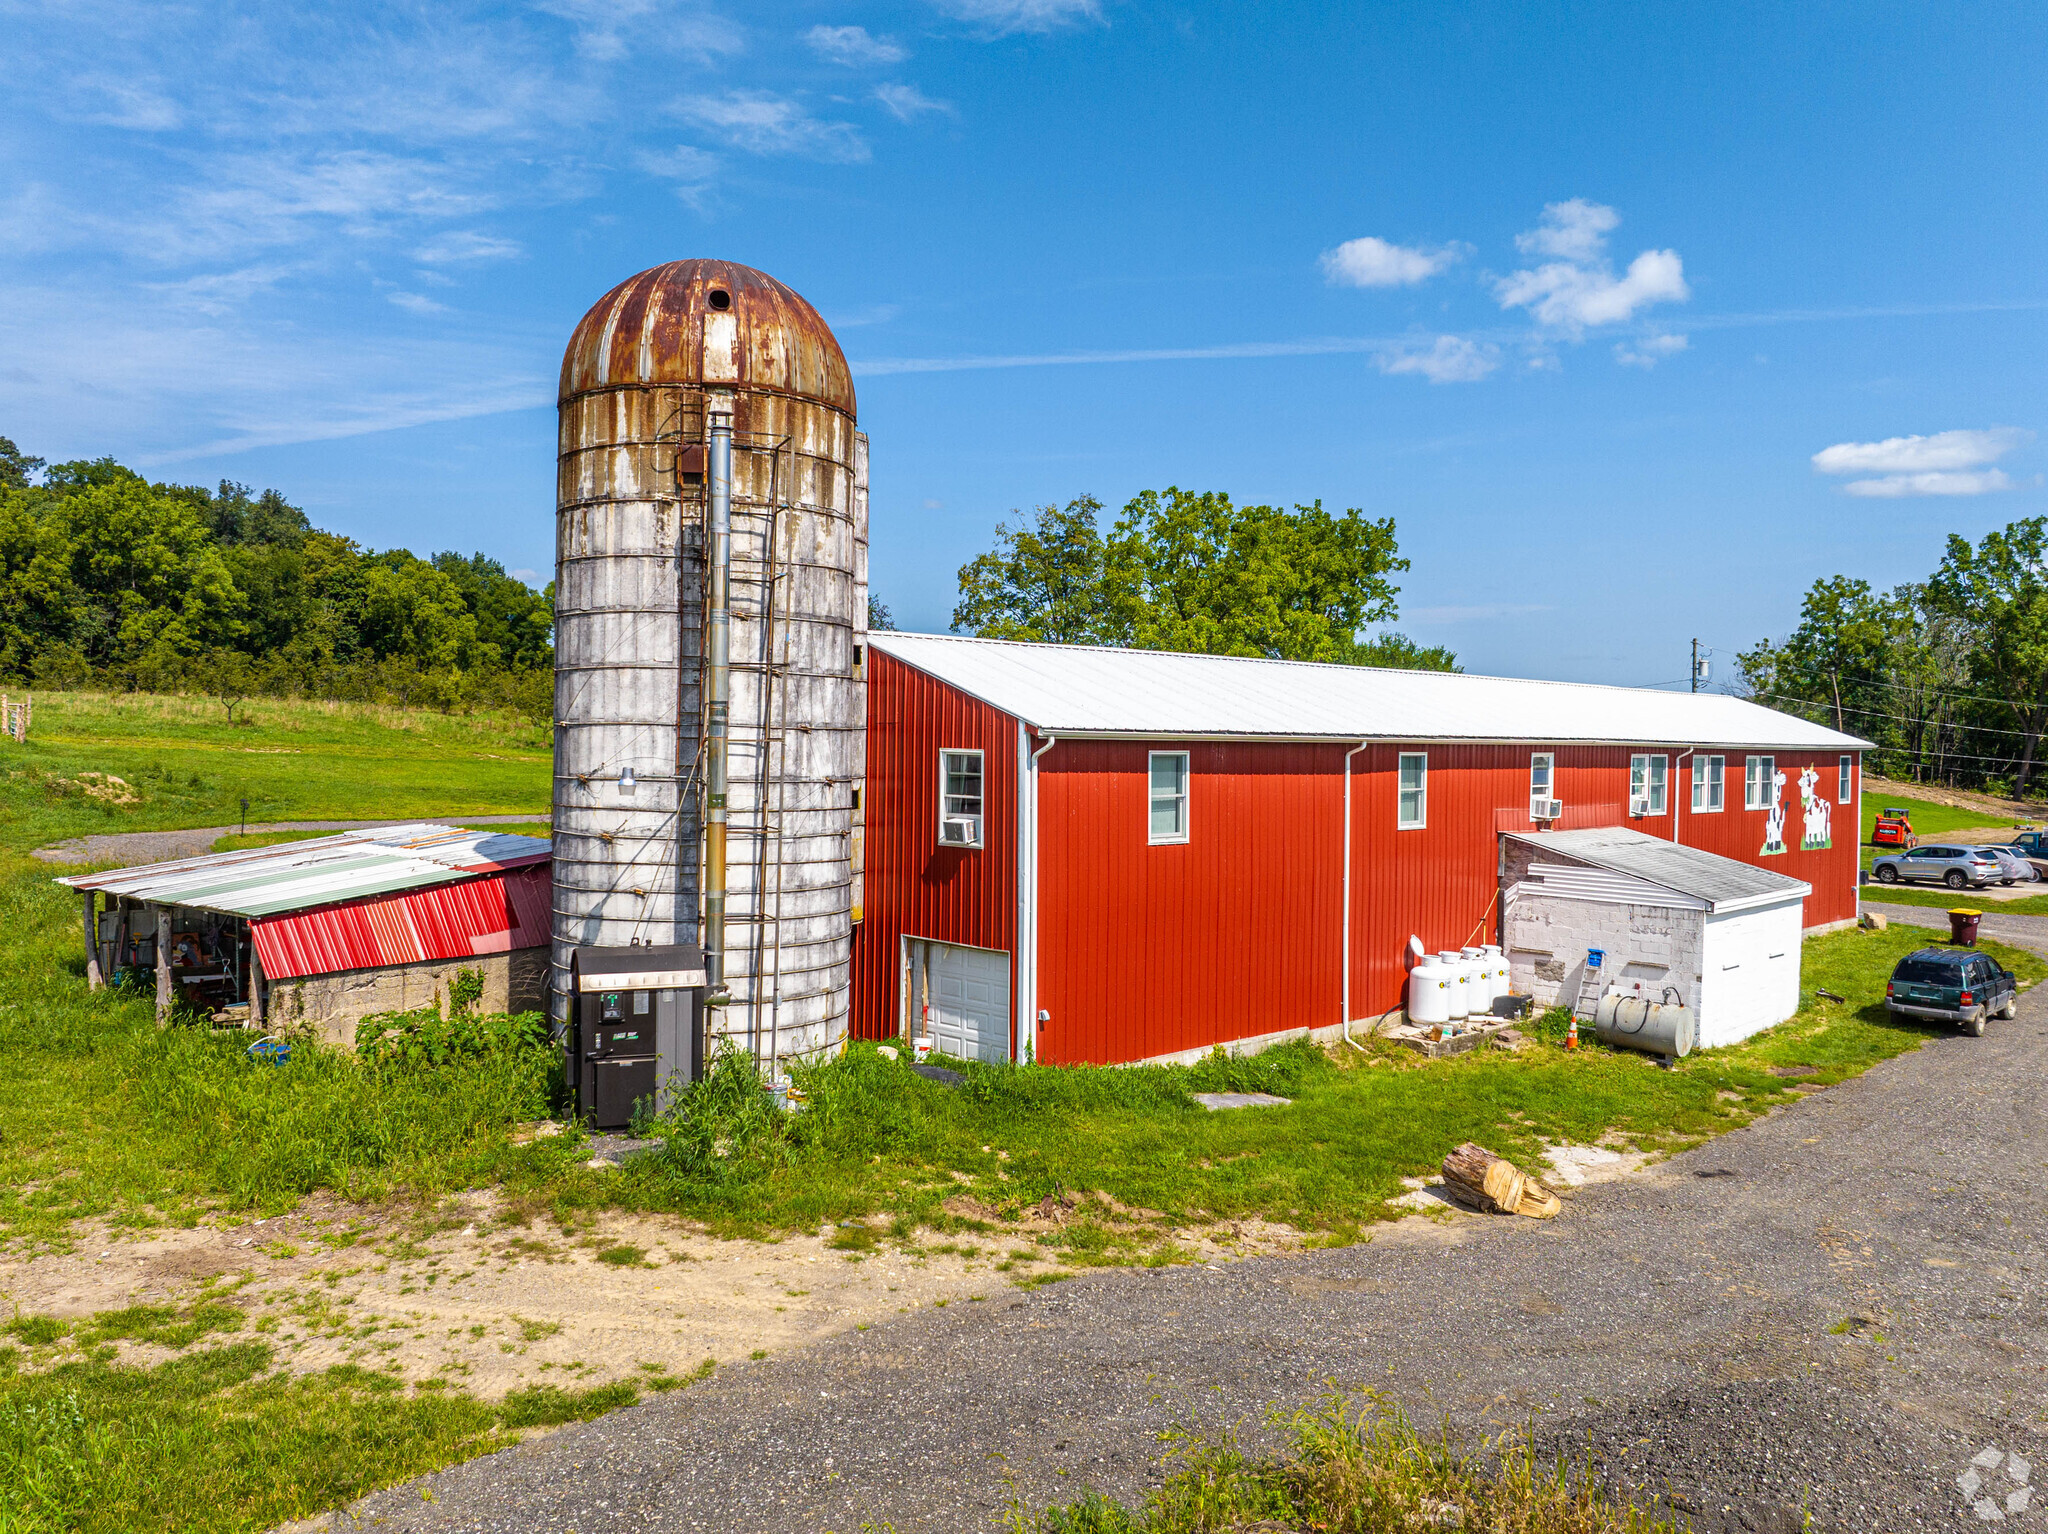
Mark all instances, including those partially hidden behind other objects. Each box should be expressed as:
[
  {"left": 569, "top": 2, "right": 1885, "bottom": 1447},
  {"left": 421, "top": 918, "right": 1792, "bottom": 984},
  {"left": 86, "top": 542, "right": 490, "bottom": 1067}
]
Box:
[
  {"left": 154, "top": 906, "right": 172, "bottom": 1024},
  {"left": 249, "top": 937, "right": 266, "bottom": 1029},
  {"left": 82, "top": 891, "right": 103, "bottom": 991}
]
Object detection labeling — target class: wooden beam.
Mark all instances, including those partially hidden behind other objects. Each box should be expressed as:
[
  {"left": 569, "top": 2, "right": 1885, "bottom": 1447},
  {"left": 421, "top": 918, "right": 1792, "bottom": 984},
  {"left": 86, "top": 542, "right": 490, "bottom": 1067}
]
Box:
[
  {"left": 155, "top": 906, "right": 172, "bottom": 1025},
  {"left": 82, "top": 891, "right": 103, "bottom": 991},
  {"left": 249, "top": 938, "right": 266, "bottom": 1029}
]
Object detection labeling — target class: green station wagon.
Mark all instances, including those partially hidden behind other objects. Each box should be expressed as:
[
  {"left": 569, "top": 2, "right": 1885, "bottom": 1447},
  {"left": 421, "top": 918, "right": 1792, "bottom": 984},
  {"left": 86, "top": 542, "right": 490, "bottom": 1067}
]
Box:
[{"left": 1885, "top": 948, "right": 2018, "bottom": 1036}]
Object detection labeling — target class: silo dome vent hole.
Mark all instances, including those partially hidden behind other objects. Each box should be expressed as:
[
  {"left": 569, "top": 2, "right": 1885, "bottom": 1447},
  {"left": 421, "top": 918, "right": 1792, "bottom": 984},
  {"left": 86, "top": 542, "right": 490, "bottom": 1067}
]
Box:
[{"left": 707, "top": 288, "right": 732, "bottom": 311}]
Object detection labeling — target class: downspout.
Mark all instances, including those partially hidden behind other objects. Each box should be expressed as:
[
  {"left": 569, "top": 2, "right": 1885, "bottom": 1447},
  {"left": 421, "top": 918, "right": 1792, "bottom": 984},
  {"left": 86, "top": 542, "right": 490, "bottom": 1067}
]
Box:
[
  {"left": 1341, "top": 740, "right": 1369, "bottom": 1051},
  {"left": 704, "top": 409, "right": 733, "bottom": 1007},
  {"left": 1672, "top": 748, "right": 1695, "bottom": 847},
  {"left": 1022, "top": 731, "right": 1056, "bottom": 1061}
]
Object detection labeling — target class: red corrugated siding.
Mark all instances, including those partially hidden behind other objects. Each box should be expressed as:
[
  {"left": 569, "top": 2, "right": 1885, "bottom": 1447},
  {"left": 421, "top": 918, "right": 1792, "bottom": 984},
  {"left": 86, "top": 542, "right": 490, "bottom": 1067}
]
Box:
[
  {"left": 1346, "top": 745, "right": 1861, "bottom": 1019},
  {"left": 851, "top": 651, "right": 1019, "bottom": 1042},
  {"left": 1036, "top": 740, "right": 1342, "bottom": 1065},
  {"left": 253, "top": 865, "right": 552, "bottom": 981}
]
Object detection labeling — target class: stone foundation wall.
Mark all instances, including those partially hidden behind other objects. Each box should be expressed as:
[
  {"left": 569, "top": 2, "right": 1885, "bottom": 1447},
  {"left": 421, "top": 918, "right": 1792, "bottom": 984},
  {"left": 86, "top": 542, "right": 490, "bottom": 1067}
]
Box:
[{"left": 267, "top": 947, "right": 550, "bottom": 1045}]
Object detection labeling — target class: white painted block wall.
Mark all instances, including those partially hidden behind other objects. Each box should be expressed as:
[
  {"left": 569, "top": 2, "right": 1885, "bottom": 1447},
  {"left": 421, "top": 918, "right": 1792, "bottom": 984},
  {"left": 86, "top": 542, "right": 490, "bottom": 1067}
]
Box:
[
  {"left": 1694, "top": 898, "right": 1805, "bottom": 1047},
  {"left": 1504, "top": 894, "right": 1706, "bottom": 1014}
]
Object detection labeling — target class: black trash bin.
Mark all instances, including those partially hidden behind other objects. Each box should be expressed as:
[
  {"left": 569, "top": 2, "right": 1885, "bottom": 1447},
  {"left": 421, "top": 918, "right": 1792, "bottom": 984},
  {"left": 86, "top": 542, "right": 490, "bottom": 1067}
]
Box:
[{"left": 1948, "top": 908, "right": 1982, "bottom": 946}]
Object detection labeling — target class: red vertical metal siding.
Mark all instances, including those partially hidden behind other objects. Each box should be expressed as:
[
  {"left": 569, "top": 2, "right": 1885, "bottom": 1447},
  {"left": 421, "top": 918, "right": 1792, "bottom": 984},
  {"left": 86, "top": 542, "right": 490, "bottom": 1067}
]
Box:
[
  {"left": 850, "top": 651, "right": 1019, "bottom": 1041},
  {"left": 1036, "top": 740, "right": 1343, "bottom": 1065},
  {"left": 252, "top": 865, "right": 553, "bottom": 981},
  {"left": 1347, "top": 745, "right": 1862, "bottom": 1020}
]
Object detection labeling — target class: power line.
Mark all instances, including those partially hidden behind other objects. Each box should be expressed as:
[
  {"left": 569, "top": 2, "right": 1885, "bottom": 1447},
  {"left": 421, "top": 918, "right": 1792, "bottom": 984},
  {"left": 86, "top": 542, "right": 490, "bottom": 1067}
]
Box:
[
  {"left": 1756, "top": 693, "right": 2048, "bottom": 744},
  {"left": 1699, "top": 637, "right": 2043, "bottom": 716}
]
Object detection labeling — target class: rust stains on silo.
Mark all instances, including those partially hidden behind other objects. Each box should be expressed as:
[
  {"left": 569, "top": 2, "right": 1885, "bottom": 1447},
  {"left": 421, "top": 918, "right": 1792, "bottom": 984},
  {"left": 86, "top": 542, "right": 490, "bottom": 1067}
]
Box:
[{"left": 560, "top": 260, "right": 856, "bottom": 417}]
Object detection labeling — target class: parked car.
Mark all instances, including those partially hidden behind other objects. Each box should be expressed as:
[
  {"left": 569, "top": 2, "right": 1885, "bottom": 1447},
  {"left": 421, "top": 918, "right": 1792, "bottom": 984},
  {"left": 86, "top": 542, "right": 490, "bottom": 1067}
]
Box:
[
  {"left": 2008, "top": 830, "right": 2048, "bottom": 858},
  {"left": 1981, "top": 846, "right": 2039, "bottom": 884},
  {"left": 1869, "top": 844, "right": 2003, "bottom": 889},
  {"left": 1886, "top": 947, "right": 2018, "bottom": 1036}
]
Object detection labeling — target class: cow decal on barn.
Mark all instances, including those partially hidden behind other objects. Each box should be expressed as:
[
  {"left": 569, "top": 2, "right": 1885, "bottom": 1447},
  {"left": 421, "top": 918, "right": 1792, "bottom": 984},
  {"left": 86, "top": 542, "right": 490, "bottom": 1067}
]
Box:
[
  {"left": 1760, "top": 766, "right": 1789, "bottom": 856},
  {"left": 1798, "top": 765, "right": 1832, "bottom": 851}
]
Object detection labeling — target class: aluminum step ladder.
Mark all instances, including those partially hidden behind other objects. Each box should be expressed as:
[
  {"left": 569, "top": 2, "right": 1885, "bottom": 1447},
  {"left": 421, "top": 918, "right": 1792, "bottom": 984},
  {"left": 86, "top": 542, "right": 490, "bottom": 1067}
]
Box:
[{"left": 1573, "top": 947, "right": 1608, "bottom": 1019}]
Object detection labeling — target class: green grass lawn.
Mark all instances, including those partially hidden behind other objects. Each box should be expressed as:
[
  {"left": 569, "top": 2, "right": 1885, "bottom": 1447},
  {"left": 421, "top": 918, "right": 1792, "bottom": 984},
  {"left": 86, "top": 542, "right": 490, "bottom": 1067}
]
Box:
[{"left": 3, "top": 692, "right": 2041, "bottom": 1530}]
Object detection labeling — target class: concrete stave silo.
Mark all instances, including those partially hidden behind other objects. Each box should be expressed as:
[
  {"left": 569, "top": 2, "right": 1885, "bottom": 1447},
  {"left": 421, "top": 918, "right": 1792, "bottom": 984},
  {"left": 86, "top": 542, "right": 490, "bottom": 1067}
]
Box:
[{"left": 552, "top": 261, "right": 867, "bottom": 1068}]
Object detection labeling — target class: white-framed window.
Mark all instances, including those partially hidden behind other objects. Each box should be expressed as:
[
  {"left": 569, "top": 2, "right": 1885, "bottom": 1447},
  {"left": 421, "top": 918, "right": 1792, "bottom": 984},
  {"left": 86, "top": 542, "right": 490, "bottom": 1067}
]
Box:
[
  {"left": 1148, "top": 751, "right": 1189, "bottom": 843},
  {"left": 1528, "top": 752, "right": 1554, "bottom": 819},
  {"left": 1397, "top": 752, "right": 1427, "bottom": 829},
  {"left": 1630, "top": 753, "right": 1668, "bottom": 815},
  {"left": 1838, "top": 754, "right": 1854, "bottom": 804},
  {"left": 1744, "top": 754, "right": 1776, "bottom": 811},
  {"left": 939, "top": 749, "right": 984, "bottom": 848},
  {"left": 1692, "top": 754, "right": 1725, "bottom": 813}
]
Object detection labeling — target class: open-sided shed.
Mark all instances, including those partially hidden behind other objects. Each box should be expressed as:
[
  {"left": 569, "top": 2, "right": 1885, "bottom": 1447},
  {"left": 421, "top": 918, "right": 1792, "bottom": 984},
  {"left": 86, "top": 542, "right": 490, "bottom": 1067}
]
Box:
[{"left": 57, "top": 825, "right": 551, "bottom": 1040}]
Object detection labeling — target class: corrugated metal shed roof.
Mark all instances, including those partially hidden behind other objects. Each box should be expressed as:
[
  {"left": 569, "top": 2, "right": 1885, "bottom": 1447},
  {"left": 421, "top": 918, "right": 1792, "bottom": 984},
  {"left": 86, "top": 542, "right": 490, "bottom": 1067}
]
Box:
[
  {"left": 870, "top": 633, "right": 1871, "bottom": 750},
  {"left": 1504, "top": 825, "right": 1812, "bottom": 911},
  {"left": 55, "top": 824, "right": 551, "bottom": 918}
]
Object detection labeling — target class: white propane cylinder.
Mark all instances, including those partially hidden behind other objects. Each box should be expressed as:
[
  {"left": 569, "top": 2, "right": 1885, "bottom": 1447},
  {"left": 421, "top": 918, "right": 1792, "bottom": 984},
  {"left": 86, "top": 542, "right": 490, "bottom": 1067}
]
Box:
[
  {"left": 1481, "top": 943, "right": 1508, "bottom": 1004},
  {"left": 1460, "top": 946, "right": 1489, "bottom": 1014},
  {"left": 1437, "top": 950, "right": 1469, "bottom": 1018},
  {"left": 1407, "top": 956, "right": 1451, "bottom": 1025}
]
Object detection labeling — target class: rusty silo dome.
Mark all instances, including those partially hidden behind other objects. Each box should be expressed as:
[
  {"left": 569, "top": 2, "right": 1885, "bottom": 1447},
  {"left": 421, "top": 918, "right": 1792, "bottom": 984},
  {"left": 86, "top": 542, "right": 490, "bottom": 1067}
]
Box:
[{"left": 559, "top": 259, "right": 856, "bottom": 419}]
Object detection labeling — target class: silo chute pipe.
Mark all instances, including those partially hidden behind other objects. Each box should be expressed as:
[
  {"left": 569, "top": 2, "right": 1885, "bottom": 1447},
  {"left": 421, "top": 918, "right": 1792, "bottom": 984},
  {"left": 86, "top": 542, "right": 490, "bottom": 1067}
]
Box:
[{"left": 705, "top": 410, "right": 732, "bottom": 1000}]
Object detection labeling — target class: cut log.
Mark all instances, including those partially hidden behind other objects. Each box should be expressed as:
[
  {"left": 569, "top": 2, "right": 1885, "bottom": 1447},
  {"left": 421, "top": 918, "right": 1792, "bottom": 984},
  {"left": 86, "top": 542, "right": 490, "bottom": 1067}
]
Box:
[{"left": 1441, "top": 1140, "right": 1560, "bottom": 1218}]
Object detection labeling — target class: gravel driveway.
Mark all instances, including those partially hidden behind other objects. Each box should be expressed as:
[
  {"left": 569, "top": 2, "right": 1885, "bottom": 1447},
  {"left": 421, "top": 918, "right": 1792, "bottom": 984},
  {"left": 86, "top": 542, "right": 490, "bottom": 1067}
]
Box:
[{"left": 338, "top": 981, "right": 2048, "bottom": 1534}]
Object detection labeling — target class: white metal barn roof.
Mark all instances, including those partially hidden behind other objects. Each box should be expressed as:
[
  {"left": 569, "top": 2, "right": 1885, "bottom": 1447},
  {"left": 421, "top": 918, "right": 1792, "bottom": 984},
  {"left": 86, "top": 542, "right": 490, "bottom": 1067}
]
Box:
[
  {"left": 870, "top": 633, "right": 1872, "bottom": 751},
  {"left": 55, "top": 824, "right": 552, "bottom": 918},
  {"left": 1504, "top": 826, "right": 1813, "bottom": 914}
]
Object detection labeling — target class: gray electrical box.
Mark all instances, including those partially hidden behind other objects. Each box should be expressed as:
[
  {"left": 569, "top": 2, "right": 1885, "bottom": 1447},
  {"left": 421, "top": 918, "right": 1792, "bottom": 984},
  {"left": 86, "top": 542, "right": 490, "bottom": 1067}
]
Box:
[{"left": 567, "top": 944, "right": 707, "bottom": 1130}]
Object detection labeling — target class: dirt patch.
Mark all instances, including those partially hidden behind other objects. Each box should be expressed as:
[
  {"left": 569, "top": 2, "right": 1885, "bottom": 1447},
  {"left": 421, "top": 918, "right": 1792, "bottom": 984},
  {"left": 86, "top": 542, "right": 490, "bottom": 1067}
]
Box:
[{"left": 0, "top": 1193, "right": 1306, "bottom": 1397}]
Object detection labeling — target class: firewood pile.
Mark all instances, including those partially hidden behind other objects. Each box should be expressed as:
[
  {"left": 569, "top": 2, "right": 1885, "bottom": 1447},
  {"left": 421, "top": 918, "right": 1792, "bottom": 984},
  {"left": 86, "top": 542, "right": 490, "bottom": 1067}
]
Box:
[{"left": 1440, "top": 1141, "right": 1562, "bottom": 1218}]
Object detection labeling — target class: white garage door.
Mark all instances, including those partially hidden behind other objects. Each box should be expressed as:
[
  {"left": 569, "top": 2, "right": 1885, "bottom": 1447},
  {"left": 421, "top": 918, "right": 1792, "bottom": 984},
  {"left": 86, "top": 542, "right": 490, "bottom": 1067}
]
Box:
[{"left": 917, "top": 941, "right": 1011, "bottom": 1063}]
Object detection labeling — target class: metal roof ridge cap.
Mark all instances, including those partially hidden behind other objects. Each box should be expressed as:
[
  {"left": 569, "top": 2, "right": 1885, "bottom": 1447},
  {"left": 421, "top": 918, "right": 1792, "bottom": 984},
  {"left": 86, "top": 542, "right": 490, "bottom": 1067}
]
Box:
[{"left": 1707, "top": 883, "right": 1814, "bottom": 914}]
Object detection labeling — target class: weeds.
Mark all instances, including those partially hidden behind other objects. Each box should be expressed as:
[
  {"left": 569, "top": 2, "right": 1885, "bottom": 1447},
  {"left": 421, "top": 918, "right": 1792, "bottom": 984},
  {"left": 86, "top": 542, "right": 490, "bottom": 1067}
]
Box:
[{"left": 1019, "top": 1391, "right": 1676, "bottom": 1532}]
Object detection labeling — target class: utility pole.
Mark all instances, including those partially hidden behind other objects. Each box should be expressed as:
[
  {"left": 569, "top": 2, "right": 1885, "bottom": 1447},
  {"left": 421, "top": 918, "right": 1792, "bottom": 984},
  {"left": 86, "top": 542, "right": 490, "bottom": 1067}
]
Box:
[{"left": 1691, "top": 639, "right": 1707, "bottom": 693}]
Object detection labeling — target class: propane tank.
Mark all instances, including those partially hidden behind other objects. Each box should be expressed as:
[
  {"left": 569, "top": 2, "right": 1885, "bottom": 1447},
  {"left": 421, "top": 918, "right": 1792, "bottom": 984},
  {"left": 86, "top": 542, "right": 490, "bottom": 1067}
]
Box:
[
  {"left": 1407, "top": 955, "right": 1452, "bottom": 1025},
  {"left": 1593, "top": 993, "right": 1696, "bottom": 1059},
  {"left": 1436, "top": 950, "right": 1469, "bottom": 1019},
  {"left": 1481, "top": 944, "right": 1508, "bottom": 1004}
]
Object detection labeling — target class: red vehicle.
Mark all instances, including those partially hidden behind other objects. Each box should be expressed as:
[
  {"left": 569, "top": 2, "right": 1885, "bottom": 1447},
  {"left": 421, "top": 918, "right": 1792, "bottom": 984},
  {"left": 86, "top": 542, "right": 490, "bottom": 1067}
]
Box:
[{"left": 1871, "top": 806, "right": 1917, "bottom": 849}]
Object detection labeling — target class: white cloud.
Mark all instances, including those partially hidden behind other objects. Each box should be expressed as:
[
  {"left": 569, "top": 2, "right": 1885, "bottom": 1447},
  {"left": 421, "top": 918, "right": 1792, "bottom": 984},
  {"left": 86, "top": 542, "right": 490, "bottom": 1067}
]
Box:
[
  {"left": 1841, "top": 470, "right": 2017, "bottom": 498},
  {"left": 874, "top": 83, "right": 953, "bottom": 121},
  {"left": 670, "top": 91, "right": 871, "bottom": 163},
  {"left": 933, "top": 0, "right": 1101, "bottom": 34},
  {"left": 635, "top": 144, "right": 719, "bottom": 206},
  {"left": 1812, "top": 427, "right": 2034, "bottom": 497},
  {"left": 1376, "top": 335, "right": 1500, "bottom": 384},
  {"left": 414, "top": 230, "right": 522, "bottom": 264},
  {"left": 72, "top": 77, "right": 184, "bottom": 131},
  {"left": 1812, "top": 427, "right": 2032, "bottom": 475},
  {"left": 535, "top": 0, "right": 740, "bottom": 64},
  {"left": 805, "top": 25, "right": 908, "bottom": 65},
  {"left": 1494, "top": 200, "right": 1689, "bottom": 336},
  {"left": 1319, "top": 236, "right": 1467, "bottom": 289},
  {"left": 1514, "top": 198, "right": 1617, "bottom": 263},
  {"left": 1614, "top": 332, "right": 1689, "bottom": 368},
  {"left": 387, "top": 291, "right": 447, "bottom": 314}
]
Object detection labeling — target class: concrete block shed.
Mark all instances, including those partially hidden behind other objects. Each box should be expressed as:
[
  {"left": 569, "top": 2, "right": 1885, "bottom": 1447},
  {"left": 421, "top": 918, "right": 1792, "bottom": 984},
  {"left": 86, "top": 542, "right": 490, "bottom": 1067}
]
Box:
[{"left": 1500, "top": 826, "right": 1811, "bottom": 1048}]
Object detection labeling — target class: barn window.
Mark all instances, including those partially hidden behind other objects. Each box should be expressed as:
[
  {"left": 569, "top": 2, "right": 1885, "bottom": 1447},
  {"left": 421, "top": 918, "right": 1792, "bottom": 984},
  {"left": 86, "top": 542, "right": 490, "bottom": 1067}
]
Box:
[
  {"left": 1838, "top": 754, "right": 1854, "bottom": 804},
  {"left": 1629, "top": 754, "right": 1667, "bottom": 815},
  {"left": 939, "top": 750, "right": 983, "bottom": 849},
  {"left": 1397, "top": 752, "right": 1427, "bottom": 829},
  {"left": 1528, "top": 752, "right": 1554, "bottom": 818},
  {"left": 1744, "top": 755, "right": 1776, "bottom": 811},
  {"left": 1692, "top": 755, "right": 1724, "bottom": 812},
  {"left": 1148, "top": 752, "right": 1189, "bottom": 843}
]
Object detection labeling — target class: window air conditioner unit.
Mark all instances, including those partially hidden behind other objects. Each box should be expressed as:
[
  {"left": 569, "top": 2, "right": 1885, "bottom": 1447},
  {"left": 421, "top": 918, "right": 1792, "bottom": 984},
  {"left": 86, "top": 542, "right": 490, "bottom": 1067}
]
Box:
[
  {"left": 941, "top": 816, "right": 980, "bottom": 847},
  {"left": 1629, "top": 797, "right": 1651, "bottom": 817},
  {"left": 1533, "top": 799, "right": 1564, "bottom": 822}
]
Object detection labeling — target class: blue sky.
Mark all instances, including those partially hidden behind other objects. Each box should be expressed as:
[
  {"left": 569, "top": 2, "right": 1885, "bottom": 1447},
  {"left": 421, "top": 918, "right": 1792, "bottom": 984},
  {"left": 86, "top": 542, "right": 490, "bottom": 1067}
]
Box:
[{"left": 3, "top": 1, "right": 2042, "bottom": 685}]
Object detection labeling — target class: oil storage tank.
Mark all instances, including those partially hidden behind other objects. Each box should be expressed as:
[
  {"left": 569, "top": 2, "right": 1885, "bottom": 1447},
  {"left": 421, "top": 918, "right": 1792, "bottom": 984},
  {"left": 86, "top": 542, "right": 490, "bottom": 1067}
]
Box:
[{"left": 553, "top": 261, "right": 868, "bottom": 1071}]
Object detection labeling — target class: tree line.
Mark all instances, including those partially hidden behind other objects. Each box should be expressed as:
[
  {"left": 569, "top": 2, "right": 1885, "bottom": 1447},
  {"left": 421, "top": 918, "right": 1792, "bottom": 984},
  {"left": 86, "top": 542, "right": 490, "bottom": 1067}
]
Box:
[
  {"left": 951, "top": 489, "right": 1458, "bottom": 670},
  {"left": 1738, "top": 516, "right": 2048, "bottom": 798},
  {"left": 0, "top": 435, "right": 553, "bottom": 718}
]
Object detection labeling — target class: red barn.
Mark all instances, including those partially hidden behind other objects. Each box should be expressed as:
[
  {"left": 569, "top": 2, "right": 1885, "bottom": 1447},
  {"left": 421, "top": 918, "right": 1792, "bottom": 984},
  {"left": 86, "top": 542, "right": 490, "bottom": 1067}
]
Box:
[{"left": 854, "top": 634, "right": 1868, "bottom": 1066}]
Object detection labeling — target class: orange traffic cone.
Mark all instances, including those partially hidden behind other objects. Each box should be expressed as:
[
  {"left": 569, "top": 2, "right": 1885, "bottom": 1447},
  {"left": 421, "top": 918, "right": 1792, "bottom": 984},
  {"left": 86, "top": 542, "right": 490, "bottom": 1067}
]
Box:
[{"left": 1565, "top": 1015, "right": 1579, "bottom": 1050}]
